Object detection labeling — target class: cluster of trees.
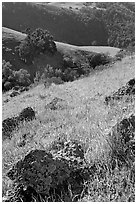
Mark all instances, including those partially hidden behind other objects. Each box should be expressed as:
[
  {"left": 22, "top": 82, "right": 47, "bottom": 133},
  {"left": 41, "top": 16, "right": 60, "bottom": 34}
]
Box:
[
  {"left": 34, "top": 62, "right": 90, "bottom": 87},
  {"left": 3, "top": 27, "right": 111, "bottom": 92},
  {"left": 78, "top": 3, "right": 134, "bottom": 49},
  {"left": 17, "top": 28, "right": 110, "bottom": 86},
  {"left": 34, "top": 52, "right": 110, "bottom": 87},
  {"left": 2, "top": 60, "right": 31, "bottom": 91},
  {"left": 16, "top": 28, "right": 57, "bottom": 64},
  {"left": 95, "top": 3, "right": 135, "bottom": 49}
]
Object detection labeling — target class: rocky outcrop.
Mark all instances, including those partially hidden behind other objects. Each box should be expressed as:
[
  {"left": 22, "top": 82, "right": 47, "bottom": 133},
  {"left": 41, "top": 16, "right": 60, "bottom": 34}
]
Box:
[
  {"left": 2, "top": 107, "right": 35, "bottom": 140},
  {"left": 2, "top": 117, "right": 18, "bottom": 139},
  {"left": 10, "top": 91, "right": 20, "bottom": 97},
  {"left": 45, "top": 97, "right": 68, "bottom": 110},
  {"left": 105, "top": 78, "right": 135, "bottom": 105},
  {"left": 6, "top": 140, "right": 90, "bottom": 201},
  {"left": 18, "top": 107, "right": 35, "bottom": 121},
  {"left": 109, "top": 113, "right": 135, "bottom": 169}
]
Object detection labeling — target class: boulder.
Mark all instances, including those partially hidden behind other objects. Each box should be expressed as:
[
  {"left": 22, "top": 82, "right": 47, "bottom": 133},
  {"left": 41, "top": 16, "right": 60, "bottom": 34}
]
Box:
[
  {"left": 18, "top": 107, "right": 35, "bottom": 122},
  {"left": 105, "top": 78, "right": 135, "bottom": 105},
  {"left": 13, "top": 86, "right": 20, "bottom": 91},
  {"left": 2, "top": 117, "right": 18, "bottom": 139},
  {"left": 2, "top": 107, "right": 35, "bottom": 140},
  {"left": 45, "top": 97, "right": 67, "bottom": 110},
  {"left": 6, "top": 140, "right": 89, "bottom": 201},
  {"left": 20, "top": 87, "right": 29, "bottom": 93},
  {"left": 109, "top": 113, "right": 135, "bottom": 169}
]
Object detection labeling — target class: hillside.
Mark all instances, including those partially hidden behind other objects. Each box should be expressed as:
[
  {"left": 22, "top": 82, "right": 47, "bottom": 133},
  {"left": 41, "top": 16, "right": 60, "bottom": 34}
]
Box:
[
  {"left": 2, "top": 55, "right": 135, "bottom": 201},
  {"left": 2, "top": 2, "right": 135, "bottom": 202},
  {"left": 2, "top": 55, "right": 134, "bottom": 120},
  {"left": 2, "top": 27, "right": 120, "bottom": 82},
  {"left": 2, "top": 2, "right": 135, "bottom": 48}
]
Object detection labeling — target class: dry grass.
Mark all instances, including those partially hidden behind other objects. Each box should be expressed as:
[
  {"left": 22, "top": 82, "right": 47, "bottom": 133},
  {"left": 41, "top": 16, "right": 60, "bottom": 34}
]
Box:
[{"left": 2, "top": 55, "right": 135, "bottom": 201}]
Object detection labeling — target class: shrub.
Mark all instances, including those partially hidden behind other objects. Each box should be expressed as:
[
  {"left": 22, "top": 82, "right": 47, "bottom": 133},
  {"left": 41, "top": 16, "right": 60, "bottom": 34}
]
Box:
[
  {"left": 14, "top": 69, "right": 31, "bottom": 87},
  {"left": 44, "top": 77, "right": 63, "bottom": 88},
  {"left": 4, "top": 81, "right": 12, "bottom": 91},
  {"left": 2, "top": 60, "right": 31, "bottom": 91},
  {"left": 17, "top": 28, "right": 57, "bottom": 63},
  {"left": 2, "top": 60, "right": 14, "bottom": 81},
  {"left": 88, "top": 53, "right": 110, "bottom": 68}
]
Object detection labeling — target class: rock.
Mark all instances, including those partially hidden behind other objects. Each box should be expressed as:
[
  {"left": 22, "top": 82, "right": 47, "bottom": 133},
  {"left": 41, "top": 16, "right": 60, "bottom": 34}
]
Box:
[
  {"left": 2, "top": 117, "right": 18, "bottom": 139},
  {"left": 13, "top": 86, "right": 20, "bottom": 91},
  {"left": 17, "top": 139, "right": 26, "bottom": 147},
  {"left": 2, "top": 107, "right": 35, "bottom": 140},
  {"left": 128, "top": 78, "right": 135, "bottom": 87},
  {"left": 4, "top": 98, "right": 9, "bottom": 103},
  {"left": 45, "top": 97, "right": 67, "bottom": 110},
  {"left": 109, "top": 113, "right": 135, "bottom": 169},
  {"left": 7, "top": 150, "right": 70, "bottom": 194},
  {"left": 18, "top": 107, "right": 35, "bottom": 122},
  {"left": 20, "top": 87, "right": 29, "bottom": 93},
  {"left": 105, "top": 78, "right": 135, "bottom": 105},
  {"left": 10, "top": 91, "right": 20, "bottom": 98},
  {"left": 6, "top": 140, "right": 89, "bottom": 201}
]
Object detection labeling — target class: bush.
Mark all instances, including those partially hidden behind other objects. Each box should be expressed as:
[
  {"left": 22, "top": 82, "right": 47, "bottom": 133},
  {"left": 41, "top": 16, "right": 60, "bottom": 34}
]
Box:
[
  {"left": 2, "top": 60, "right": 31, "bottom": 91},
  {"left": 17, "top": 28, "right": 57, "bottom": 63},
  {"left": 88, "top": 53, "right": 110, "bottom": 68},
  {"left": 14, "top": 69, "right": 31, "bottom": 87},
  {"left": 2, "top": 60, "right": 13, "bottom": 80},
  {"left": 4, "top": 81, "right": 12, "bottom": 91}
]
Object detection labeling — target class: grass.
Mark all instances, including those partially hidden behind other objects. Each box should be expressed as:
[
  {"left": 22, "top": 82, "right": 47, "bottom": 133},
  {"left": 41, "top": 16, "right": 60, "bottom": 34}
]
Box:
[{"left": 2, "top": 55, "right": 135, "bottom": 201}]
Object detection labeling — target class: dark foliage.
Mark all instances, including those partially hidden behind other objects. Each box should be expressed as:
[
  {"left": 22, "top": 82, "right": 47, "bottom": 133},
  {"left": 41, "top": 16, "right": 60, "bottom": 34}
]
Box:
[
  {"left": 88, "top": 53, "right": 110, "bottom": 68},
  {"left": 2, "top": 60, "right": 31, "bottom": 92},
  {"left": 101, "top": 3, "right": 135, "bottom": 48},
  {"left": 2, "top": 3, "right": 135, "bottom": 48},
  {"left": 17, "top": 28, "right": 57, "bottom": 64}
]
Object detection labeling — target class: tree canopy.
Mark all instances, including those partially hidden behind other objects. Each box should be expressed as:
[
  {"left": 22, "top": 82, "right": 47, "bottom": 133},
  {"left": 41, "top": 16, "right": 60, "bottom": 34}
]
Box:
[{"left": 17, "top": 28, "right": 57, "bottom": 63}]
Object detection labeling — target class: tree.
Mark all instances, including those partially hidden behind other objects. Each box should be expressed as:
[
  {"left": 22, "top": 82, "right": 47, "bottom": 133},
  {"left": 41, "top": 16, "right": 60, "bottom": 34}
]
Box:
[
  {"left": 17, "top": 28, "right": 57, "bottom": 64},
  {"left": 14, "top": 69, "right": 31, "bottom": 86},
  {"left": 2, "top": 60, "right": 13, "bottom": 80}
]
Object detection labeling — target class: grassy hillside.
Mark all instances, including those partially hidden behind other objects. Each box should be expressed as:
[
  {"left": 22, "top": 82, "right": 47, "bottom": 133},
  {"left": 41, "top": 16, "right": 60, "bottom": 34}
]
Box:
[
  {"left": 2, "top": 2, "right": 135, "bottom": 48},
  {"left": 2, "top": 55, "right": 135, "bottom": 201},
  {"left": 3, "top": 27, "right": 120, "bottom": 83},
  {"left": 2, "top": 2, "right": 135, "bottom": 201},
  {"left": 2, "top": 55, "right": 134, "bottom": 120}
]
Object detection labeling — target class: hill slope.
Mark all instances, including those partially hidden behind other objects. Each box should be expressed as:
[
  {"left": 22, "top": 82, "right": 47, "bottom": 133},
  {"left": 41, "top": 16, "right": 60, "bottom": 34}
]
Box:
[
  {"left": 2, "top": 27, "right": 120, "bottom": 81},
  {"left": 2, "top": 2, "right": 135, "bottom": 47},
  {"left": 2, "top": 54, "right": 135, "bottom": 201},
  {"left": 3, "top": 55, "right": 134, "bottom": 120}
]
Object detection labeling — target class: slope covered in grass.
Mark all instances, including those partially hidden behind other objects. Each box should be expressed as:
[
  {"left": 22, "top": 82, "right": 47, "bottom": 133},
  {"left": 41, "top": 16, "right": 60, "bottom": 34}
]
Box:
[
  {"left": 3, "top": 27, "right": 120, "bottom": 85},
  {"left": 2, "top": 54, "right": 135, "bottom": 201}
]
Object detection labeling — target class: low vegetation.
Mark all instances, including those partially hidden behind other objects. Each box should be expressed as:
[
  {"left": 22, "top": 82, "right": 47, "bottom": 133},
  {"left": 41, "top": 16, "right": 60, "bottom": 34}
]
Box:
[
  {"left": 2, "top": 55, "right": 135, "bottom": 201},
  {"left": 2, "top": 2, "right": 135, "bottom": 202},
  {"left": 3, "top": 28, "right": 112, "bottom": 92},
  {"left": 2, "top": 60, "right": 31, "bottom": 92}
]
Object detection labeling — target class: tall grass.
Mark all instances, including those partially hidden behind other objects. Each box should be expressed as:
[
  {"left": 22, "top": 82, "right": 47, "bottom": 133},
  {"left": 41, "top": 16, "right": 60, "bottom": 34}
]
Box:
[{"left": 2, "top": 56, "right": 135, "bottom": 201}]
